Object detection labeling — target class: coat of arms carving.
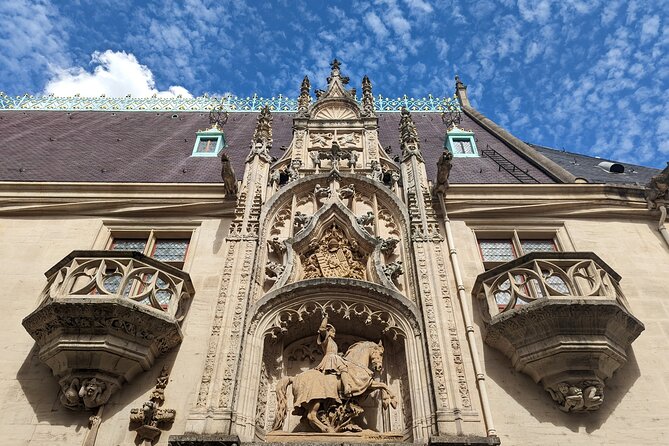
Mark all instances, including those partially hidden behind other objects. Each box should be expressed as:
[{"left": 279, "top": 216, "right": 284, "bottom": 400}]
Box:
[{"left": 302, "top": 224, "right": 366, "bottom": 280}]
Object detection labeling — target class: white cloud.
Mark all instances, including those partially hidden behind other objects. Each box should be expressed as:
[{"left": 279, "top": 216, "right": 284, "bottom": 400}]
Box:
[
  {"left": 44, "top": 50, "right": 192, "bottom": 98},
  {"left": 517, "top": 0, "right": 551, "bottom": 24},
  {"left": 640, "top": 14, "right": 660, "bottom": 43},
  {"left": 403, "top": 0, "right": 433, "bottom": 14},
  {"left": 435, "top": 38, "right": 450, "bottom": 59},
  {"left": 365, "top": 12, "right": 390, "bottom": 40}
]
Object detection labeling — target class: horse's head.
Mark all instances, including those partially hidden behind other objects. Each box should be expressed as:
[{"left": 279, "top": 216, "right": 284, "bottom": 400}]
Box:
[{"left": 369, "top": 340, "right": 384, "bottom": 373}]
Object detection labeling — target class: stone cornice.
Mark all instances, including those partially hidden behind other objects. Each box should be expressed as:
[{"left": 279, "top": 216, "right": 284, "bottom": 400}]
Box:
[
  {"left": 441, "top": 183, "right": 650, "bottom": 219},
  {"left": 0, "top": 181, "right": 235, "bottom": 217}
]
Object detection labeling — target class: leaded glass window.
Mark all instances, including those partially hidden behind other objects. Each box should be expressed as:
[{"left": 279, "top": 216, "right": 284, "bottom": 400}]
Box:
[
  {"left": 520, "top": 239, "right": 556, "bottom": 254},
  {"left": 152, "top": 239, "right": 189, "bottom": 263},
  {"left": 111, "top": 239, "right": 147, "bottom": 253},
  {"left": 479, "top": 240, "right": 516, "bottom": 262}
]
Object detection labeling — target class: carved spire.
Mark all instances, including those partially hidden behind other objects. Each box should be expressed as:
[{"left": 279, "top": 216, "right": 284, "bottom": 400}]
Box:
[
  {"left": 327, "top": 59, "right": 349, "bottom": 85},
  {"left": 297, "top": 76, "right": 311, "bottom": 117},
  {"left": 247, "top": 105, "right": 273, "bottom": 163},
  {"left": 361, "top": 75, "right": 375, "bottom": 117},
  {"left": 399, "top": 107, "right": 423, "bottom": 161}
]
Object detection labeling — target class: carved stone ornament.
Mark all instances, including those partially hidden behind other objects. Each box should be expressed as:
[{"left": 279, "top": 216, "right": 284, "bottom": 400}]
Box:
[
  {"left": 247, "top": 105, "right": 273, "bottom": 163},
  {"left": 130, "top": 366, "right": 176, "bottom": 445},
  {"left": 265, "top": 261, "right": 285, "bottom": 280},
  {"left": 646, "top": 162, "right": 669, "bottom": 209},
  {"left": 220, "top": 153, "right": 238, "bottom": 195},
  {"left": 472, "top": 252, "right": 644, "bottom": 412},
  {"left": 301, "top": 223, "right": 367, "bottom": 280},
  {"left": 382, "top": 261, "right": 404, "bottom": 283},
  {"left": 435, "top": 150, "right": 454, "bottom": 194},
  {"left": 378, "top": 237, "right": 399, "bottom": 255},
  {"left": 22, "top": 251, "right": 194, "bottom": 410},
  {"left": 271, "top": 317, "right": 397, "bottom": 434}
]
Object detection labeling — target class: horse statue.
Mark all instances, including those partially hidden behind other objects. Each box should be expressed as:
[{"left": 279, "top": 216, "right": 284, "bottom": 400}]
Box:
[{"left": 272, "top": 318, "right": 397, "bottom": 433}]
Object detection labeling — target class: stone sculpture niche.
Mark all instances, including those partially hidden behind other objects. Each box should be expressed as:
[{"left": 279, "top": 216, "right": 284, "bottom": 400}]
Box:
[{"left": 262, "top": 313, "right": 407, "bottom": 440}]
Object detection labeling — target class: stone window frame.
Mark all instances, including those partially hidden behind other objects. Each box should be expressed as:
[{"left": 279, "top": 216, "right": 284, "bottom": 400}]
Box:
[
  {"left": 470, "top": 223, "right": 575, "bottom": 271},
  {"left": 445, "top": 126, "right": 479, "bottom": 157},
  {"left": 191, "top": 126, "right": 226, "bottom": 157},
  {"left": 93, "top": 221, "right": 202, "bottom": 272}
]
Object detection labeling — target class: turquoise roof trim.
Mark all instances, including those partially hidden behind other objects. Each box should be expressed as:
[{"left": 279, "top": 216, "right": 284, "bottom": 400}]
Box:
[
  {"left": 192, "top": 127, "right": 226, "bottom": 157},
  {"left": 0, "top": 92, "right": 461, "bottom": 113}
]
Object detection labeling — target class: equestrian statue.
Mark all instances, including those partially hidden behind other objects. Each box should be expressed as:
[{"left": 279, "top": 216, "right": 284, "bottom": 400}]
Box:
[{"left": 272, "top": 317, "right": 398, "bottom": 433}]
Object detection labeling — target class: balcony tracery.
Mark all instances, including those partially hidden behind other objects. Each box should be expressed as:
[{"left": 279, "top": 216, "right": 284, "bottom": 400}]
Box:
[
  {"left": 23, "top": 250, "right": 194, "bottom": 410},
  {"left": 472, "top": 252, "right": 644, "bottom": 413}
]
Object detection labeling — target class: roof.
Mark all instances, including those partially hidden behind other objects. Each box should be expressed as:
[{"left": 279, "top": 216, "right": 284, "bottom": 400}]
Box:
[
  {"left": 0, "top": 109, "right": 560, "bottom": 185},
  {"left": 529, "top": 143, "right": 661, "bottom": 185}
]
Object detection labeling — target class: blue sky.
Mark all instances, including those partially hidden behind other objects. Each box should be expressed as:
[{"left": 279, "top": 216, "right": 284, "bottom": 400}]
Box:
[{"left": 1, "top": 0, "right": 668, "bottom": 168}]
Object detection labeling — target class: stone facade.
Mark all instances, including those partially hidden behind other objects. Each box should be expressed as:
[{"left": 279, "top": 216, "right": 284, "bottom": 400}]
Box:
[{"left": 0, "top": 61, "right": 667, "bottom": 445}]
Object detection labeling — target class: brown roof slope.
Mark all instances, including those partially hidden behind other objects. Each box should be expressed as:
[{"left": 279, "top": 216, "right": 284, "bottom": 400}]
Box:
[{"left": 0, "top": 110, "right": 558, "bottom": 184}]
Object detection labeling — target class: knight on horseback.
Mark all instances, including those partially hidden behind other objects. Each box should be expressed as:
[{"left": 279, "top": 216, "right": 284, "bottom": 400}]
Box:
[
  {"left": 271, "top": 315, "right": 398, "bottom": 433},
  {"left": 314, "top": 317, "right": 359, "bottom": 397}
]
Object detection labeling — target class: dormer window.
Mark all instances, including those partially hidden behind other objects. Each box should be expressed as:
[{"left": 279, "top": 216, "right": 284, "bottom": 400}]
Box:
[
  {"left": 445, "top": 125, "right": 478, "bottom": 157},
  {"left": 192, "top": 126, "right": 225, "bottom": 157}
]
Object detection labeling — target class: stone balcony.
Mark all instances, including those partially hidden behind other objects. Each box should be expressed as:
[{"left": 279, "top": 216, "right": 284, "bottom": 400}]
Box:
[
  {"left": 23, "top": 250, "right": 195, "bottom": 410},
  {"left": 472, "top": 252, "right": 644, "bottom": 412}
]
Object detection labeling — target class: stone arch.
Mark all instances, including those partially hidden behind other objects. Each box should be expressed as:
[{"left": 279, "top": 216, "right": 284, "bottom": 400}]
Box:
[
  {"left": 232, "top": 280, "right": 431, "bottom": 442},
  {"left": 259, "top": 173, "right": 413, "bottom": 297}
]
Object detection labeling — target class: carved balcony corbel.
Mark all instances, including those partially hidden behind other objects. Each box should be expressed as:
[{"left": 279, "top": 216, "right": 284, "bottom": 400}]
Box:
[
  {"left": 472, "top": 252, "right": 644, "bottom": 412},
  {"left": 22, "top": 250, "right": 195, "bottom": 410}
]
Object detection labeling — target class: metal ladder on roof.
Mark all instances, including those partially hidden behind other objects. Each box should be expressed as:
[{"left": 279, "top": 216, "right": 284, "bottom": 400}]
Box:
[{"left": 481, "top": 145, "right": 540, "bottom": 183}]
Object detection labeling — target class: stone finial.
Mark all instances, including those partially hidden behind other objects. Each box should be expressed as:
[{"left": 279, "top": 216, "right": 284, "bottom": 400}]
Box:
[
  {"left": 297, "top": 76, "right": 311, "bottom": 117},
  {"left": 361, "top": 75, "right": 375, "bottom": 117},
  {"left": 399, "top": 107, "right": 423, "bottom": 161},
  {"left": 454, "top": 75, "right": 470, "bottom": 107},
  {"left": 646, "top": 162, "right": 669, "bottom": 210}
]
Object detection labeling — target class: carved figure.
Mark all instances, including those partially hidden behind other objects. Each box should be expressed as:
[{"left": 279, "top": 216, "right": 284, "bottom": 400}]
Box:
[
  {"left": 548, "top": 381, "right": 604, "bottom": 412},
  {"left": 294, "top": 211, "right": 312, "bottom": 232},
  {"left": 129, "top": 366, "right": 175, "bottom": 444},
  {"left": 268, "top": 169, "right": 281, "bottom": 187},
  {"left": 342, "top": 150, "right": 359, "bottom": 168},
  {"left": 286, "top": 159, "right": 302, "bottom": 182},
  {"left": 309, "top": 150, "right": 322, "bottom": 168},
  {"left": 267, "top": 237, "right": 286, "bottom": 255},
  {"left": 368, "top": 160, "right": 383, "bottom": 182},
  {"left": 339, "top": 183, "right": 355, "bottom": 200},
  {"left": 314, "top": 184, "right": 331, "bottom": 200},
  {"left": 60, "top": 378, "right": 82, "bottom": 409},
  {"left": 383, "top": 261, "right": 404, "bottom": 283},
  {"left": 220, "top": 153, "right": 238, "bottom": 195},
  {"left": 310, "top": 132, "right": 334, "bottom": 148},
  {"left": 646, "top": 162, "right": 669, "bottom": 209},
  {"left": 272, "top": 318, "right": 397, "bottom": 433},
  {"left": 379, "top": 237, "right": 399, "bottom": 255},
  {"left": 435, "top": 150, "right": 454, "bottom": 193},
  {"left": 356, "top": 211, "right": 374, "bottom": 227},
  {"left": 80, "top": 378, "right": 113, "bottom": 409},
  {"left": 265, "top": 261, "right": 285, "bottom": 279},
  {"left": 248, "top": 141, "right": 272, "bottom": 163},
  {"left": 337, "top": 132, "right": 360, "bottom": 148}
]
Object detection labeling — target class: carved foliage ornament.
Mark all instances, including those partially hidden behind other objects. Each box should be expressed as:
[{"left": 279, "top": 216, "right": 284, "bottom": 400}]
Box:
[{"left": 301, "top": 223, "right": 367, "bottom": 280}]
